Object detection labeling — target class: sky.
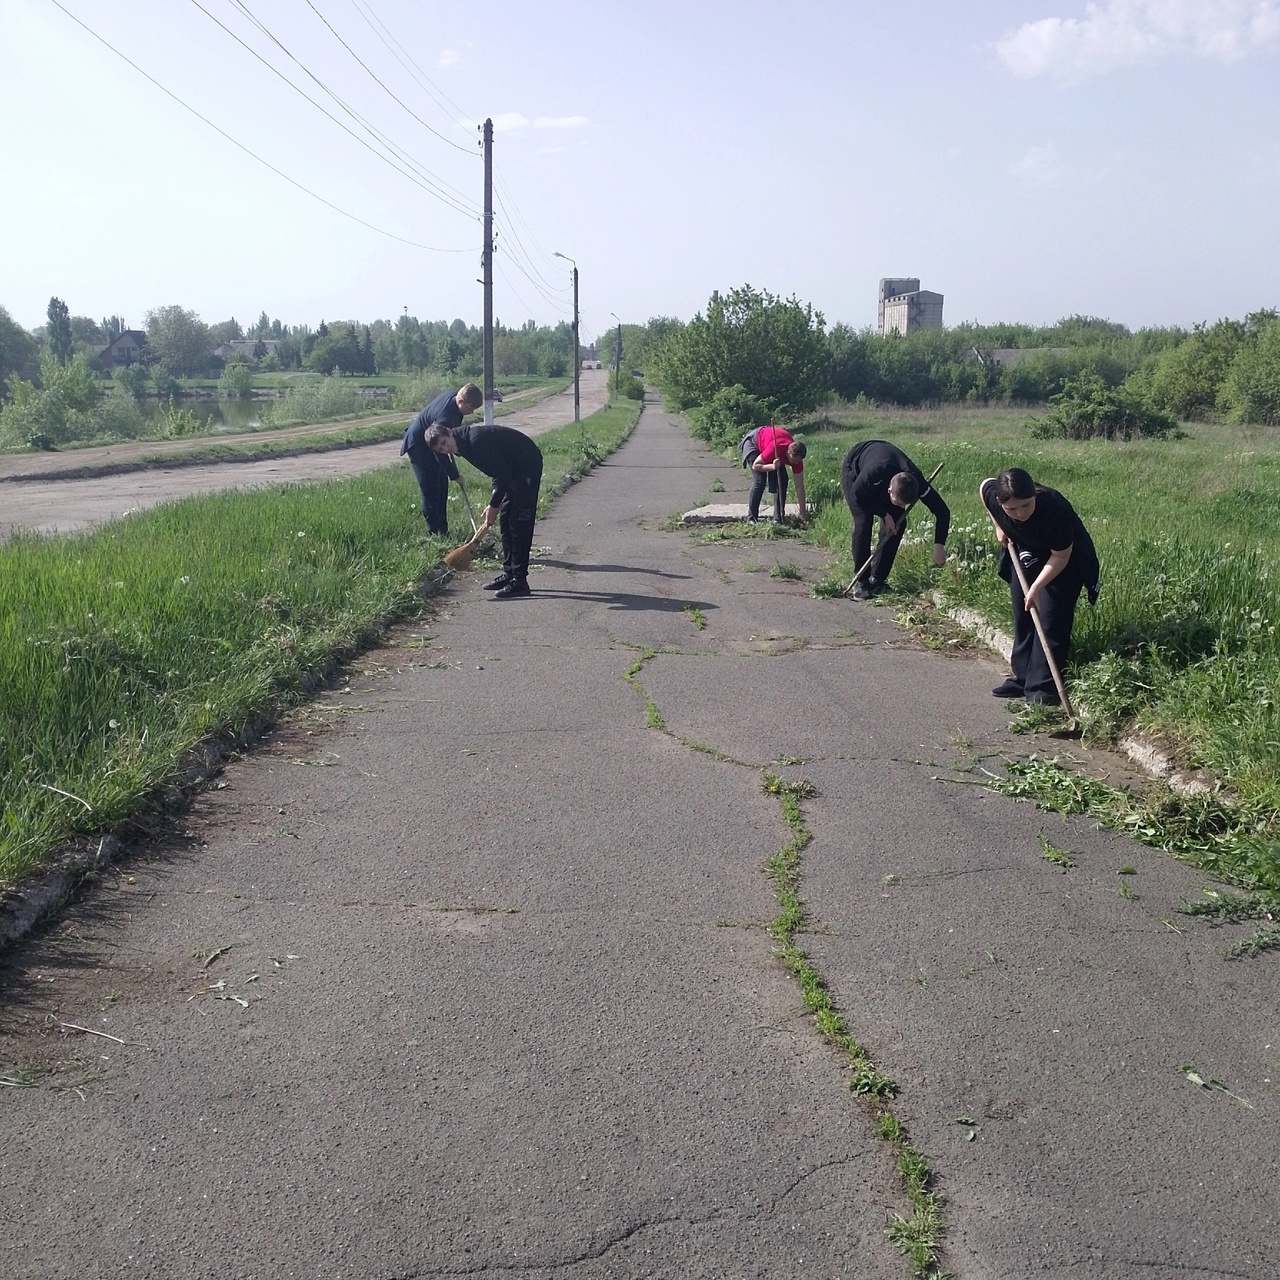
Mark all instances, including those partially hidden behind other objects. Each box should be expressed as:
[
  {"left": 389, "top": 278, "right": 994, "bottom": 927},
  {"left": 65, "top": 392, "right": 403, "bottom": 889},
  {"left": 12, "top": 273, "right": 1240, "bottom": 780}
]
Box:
[{"left": 3, "top": 0, "right": 1280, "bottom": 345}]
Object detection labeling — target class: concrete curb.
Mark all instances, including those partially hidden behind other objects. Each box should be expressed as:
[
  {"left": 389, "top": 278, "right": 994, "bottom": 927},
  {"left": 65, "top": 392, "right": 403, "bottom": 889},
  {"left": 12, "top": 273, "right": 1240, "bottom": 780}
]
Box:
[{"left": 932, "top": 591, "right": 1221, "bottom": 798}]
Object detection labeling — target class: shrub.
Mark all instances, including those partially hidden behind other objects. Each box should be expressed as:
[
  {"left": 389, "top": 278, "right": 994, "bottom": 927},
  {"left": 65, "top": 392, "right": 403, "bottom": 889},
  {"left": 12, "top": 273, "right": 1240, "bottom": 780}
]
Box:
[
  {"left": 218, "top": 358, "right": 254, "bottom": 399},
  {"left": 260, "top": 375, "right": 369, "bottom": 428},
  {"left": 652, "top": 284, "right": 826, "bottom": 417},
  {"left": 391, "top": 374, "right": 454, "bottom": 413},
  {"left": 690, "top": 383, "right": 773, "bottom": 450},
  {"left": 1027, "top": 368, "right": 1176, "bottom": 441},
  {"left": 113, "top": 363, "right": 150, "bottom": 400}
]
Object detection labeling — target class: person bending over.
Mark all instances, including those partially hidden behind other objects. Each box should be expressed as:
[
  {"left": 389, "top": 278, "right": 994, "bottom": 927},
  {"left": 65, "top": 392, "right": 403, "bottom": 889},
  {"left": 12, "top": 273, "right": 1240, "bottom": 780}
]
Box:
[
  {"left": 740, "top": 425, "right": 807, "bottom": 524},
  {"left": 980, "top": 467, "right": 1100, "bottom": 706},
  {"left": 429, "top": 422, "right": 543, "bottom": 600},
  {"left": 841, "top": 439, "right": 949, "bottom": 600},
  {"left": 399, "top": 383, "right": 483, "bottom": 534}
]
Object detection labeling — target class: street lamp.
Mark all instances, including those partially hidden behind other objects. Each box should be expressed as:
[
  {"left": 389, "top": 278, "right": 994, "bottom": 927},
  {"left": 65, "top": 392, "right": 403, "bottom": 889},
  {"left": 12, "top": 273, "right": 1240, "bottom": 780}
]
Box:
[
  {"left": 553, "top": 251, "right": 579, "bottom": 422},
  {"left": 610, "top": 312, "right": 622, "bottom": 398}
]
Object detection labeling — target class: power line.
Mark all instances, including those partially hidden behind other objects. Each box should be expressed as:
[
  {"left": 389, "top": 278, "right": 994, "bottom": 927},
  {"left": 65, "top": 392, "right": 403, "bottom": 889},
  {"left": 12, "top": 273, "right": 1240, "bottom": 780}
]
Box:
[
  {"left": 495, "top": 237, "right": 574, "bottom": 317},
  {"left": 301, "top": 0, "right": 476, "bottom": 156},
  {"left": 348, "top": 0, "right": 477, "bottom": 138},
  {"left": 47, "top": 0, "right": 476, "bottom": 254},
  {"left": 213, "top": 0, "right": 479, "bottom": 218},
  {"left": 493, "top": 164, "right": 568, "bottom": 287},
  {"left": 493, "top": 181, "right": 571, "bottom": 297}
]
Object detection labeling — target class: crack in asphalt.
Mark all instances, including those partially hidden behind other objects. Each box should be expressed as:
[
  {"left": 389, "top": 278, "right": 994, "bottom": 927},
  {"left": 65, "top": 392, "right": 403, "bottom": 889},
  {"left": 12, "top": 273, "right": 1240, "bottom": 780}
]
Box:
[{"left": 383, "top": 1157, "right": 869, "bottom": 1278}]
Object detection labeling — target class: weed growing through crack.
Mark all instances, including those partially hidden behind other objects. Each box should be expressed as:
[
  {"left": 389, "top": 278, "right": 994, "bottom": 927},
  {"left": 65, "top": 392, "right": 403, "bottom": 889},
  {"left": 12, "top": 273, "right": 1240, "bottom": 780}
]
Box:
[
  {"left": 683, "top": 605, "right": 707, "bottom": 631},
  {"left": 770, "top": 561, "right": 802, "bottom": 581},
  {"left": 620, "top": 659, "right": 947, "bottom": 1274},
  {"left": 760, "top": 771, "right": 945, "bottom": 1275},
  {"left": 622, "top": 650, "right": 665, "bottom": 730}
]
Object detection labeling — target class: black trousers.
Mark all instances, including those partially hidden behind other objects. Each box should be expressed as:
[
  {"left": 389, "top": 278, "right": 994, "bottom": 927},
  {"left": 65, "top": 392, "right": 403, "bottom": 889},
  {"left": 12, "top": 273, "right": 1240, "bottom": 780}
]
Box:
[
  {"left": 1006, "top": 549, "right": 1082, "bottom": 698},
  {"left": 747, "top": 464, "right": 788, "bottom": 521},
  {"left": 498, "top": 461, "right": 542, "bottom": 580},
  {"left": 841, "top": 471, "right": 904, "bottom": 588},
  {"left": 409, "top": 458, "right": 450, "bottom": 535}
]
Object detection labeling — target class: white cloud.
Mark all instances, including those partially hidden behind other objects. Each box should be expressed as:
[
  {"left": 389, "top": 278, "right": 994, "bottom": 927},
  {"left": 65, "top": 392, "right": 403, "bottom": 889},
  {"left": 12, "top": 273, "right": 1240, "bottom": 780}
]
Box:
[
  {"left": 491, "top": 114, "right": 588, "bottom": 136},
  {"left": 1010, "top": 143, "right": 1068, "bottom": 184},
  {"left": 436, "top": 49, "right": 460, "bottom": 69},
  {"left": 998, "top": 0, "right": 1280, "bottom": 81},
  {"left": 533, "top": 116, "right": 588, "bottom": 129},
  {"left": 491, "top": 113, "right": 530, "bottom": 134}
]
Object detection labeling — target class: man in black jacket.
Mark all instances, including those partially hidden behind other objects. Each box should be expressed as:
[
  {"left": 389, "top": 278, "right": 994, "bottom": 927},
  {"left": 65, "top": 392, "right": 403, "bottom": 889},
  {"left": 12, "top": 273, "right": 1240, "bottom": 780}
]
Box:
[
  {"left": 841, "top": 439, "right": 949, "bottom": 599},
  {"left": 399, "top": 383, "right": 482, "bottom": 534},
  {"left": 429, "top": 422, "right": 543, "bottom": 599}
]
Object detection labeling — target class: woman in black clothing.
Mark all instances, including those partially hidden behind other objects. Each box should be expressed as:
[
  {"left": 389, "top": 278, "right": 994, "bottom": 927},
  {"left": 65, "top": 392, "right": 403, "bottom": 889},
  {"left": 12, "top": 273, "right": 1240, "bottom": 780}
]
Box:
[{"left": 980, "top": 468, "right": 1100, "bottom": 705}]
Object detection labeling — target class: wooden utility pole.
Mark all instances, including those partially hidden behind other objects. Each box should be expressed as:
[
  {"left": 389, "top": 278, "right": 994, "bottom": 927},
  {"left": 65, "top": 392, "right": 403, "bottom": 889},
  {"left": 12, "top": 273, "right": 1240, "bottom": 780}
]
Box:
[{"left": 482, "top": 118, "right": 494, "bottom": 425}]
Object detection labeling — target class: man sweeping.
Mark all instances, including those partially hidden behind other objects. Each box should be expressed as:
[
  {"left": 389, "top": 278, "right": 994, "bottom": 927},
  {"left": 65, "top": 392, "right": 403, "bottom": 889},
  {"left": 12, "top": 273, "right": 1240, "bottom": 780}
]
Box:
[
  {"left": 841, "top": 439, "right": 949, "bottom": 599},
  {"left": 399, "top": 383, "right": 483, "bottom": 535},
  {"left": 428, "top": 422, "right": 543, "bottom": 600}
]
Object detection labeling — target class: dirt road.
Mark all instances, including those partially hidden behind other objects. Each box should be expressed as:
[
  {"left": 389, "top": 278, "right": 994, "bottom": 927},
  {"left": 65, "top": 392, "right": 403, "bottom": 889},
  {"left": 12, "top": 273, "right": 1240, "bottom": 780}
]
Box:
[{"left": 0, "top": 370, "right": 608, "bottom": 538}]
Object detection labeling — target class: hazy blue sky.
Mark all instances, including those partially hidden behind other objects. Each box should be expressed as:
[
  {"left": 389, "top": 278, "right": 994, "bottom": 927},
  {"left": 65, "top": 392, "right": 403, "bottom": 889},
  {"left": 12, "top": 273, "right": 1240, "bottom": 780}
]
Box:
[{"left": 4, "top": 0, "right": 1279, "bottom": 345}]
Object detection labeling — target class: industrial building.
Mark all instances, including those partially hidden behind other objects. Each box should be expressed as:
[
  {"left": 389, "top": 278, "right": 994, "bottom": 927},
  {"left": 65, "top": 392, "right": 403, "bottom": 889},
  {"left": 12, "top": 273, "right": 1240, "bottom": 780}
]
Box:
[{"left": 877, "top": 278, "right": 944, "bottom": 336}]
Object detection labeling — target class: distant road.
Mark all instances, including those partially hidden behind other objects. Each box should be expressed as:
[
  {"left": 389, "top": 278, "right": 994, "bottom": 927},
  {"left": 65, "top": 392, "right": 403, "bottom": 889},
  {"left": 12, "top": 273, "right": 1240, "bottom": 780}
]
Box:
[{"left": 0, "top": 369, "right": 608, "bottom": 539}]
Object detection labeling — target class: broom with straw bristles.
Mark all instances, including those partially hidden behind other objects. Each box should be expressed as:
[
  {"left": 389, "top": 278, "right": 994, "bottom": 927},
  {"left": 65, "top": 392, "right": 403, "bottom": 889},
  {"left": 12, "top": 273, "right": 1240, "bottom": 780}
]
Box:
[{"left": 443, "top": 486, "right": 493, "bottom": 571}]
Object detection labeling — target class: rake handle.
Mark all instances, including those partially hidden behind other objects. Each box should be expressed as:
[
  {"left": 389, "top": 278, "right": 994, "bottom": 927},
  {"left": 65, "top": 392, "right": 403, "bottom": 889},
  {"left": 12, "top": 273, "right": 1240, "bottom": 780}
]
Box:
[
  {"left": 844, "top": 461, "right": 945, "bottom": 598},
  {"left": 1006, "top": 541, "right": 1077, "bottom": 722}
]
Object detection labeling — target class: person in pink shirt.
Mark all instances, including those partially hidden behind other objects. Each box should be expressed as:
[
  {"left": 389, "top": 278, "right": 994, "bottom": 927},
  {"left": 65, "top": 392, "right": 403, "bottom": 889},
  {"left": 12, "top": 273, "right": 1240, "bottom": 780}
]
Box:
[{"left": 739, "top": 425, "right": 807, "bottom": 524}]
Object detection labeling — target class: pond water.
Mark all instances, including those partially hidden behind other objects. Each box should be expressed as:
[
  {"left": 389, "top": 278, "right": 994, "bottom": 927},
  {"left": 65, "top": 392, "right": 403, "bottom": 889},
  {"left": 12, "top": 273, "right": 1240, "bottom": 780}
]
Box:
[{"left": 136, "top": 398, "right": 266, "bottom": 432}]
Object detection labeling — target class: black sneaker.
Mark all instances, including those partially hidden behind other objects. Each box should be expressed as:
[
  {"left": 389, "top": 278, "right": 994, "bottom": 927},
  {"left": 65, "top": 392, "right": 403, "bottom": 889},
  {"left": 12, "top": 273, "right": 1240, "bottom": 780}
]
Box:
[
  {"left": 482, "top": 574, "right": 512, "bottom": 591},
  {"left": 851, "top": 581, "right": 872, "bottom": 601},
  {"left": 493, "top": 578, "right": 531, "bottom": 600},
  {"left": 992, "top": 678, "right": 1025, "bottom": 698}
]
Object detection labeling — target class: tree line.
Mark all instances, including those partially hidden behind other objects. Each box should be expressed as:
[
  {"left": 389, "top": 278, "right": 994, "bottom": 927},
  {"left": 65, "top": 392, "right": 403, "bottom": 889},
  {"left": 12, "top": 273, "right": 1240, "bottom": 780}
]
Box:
[
  {"left": 630, "top": 286, "right": 1280, "bottom": 447},
  {"left": 0, "top": 299, "right": 583, "bottom": 390}
]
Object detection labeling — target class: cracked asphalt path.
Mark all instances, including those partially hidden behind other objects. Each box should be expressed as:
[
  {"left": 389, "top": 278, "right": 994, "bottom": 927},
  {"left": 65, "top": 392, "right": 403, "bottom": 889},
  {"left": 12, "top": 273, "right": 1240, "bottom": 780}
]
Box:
[{"left": 2, "top": 396, "right": 1277, "bottom": 1278}]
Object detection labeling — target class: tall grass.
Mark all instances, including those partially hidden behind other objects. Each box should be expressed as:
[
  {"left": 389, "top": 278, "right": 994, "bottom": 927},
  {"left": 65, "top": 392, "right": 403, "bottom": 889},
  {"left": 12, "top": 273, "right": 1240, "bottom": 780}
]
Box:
[
  {"left": 0, "top": 397, "right": 642, "bottom": 888},
  {"left": 259, "top": 377, "right": 381, "bottom": 428},
  {"left": 797, "top": 405, "right": 1280, "bottom": 814}
]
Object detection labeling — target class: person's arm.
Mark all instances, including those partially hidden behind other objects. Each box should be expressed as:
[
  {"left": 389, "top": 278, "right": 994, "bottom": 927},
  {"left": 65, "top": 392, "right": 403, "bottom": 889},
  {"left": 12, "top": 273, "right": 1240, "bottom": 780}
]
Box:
[
  {"left": 1024, "top": 545, "right": 1072, "bottom": 612},
  {"left": 752, "top": 453, "right": 779, "bottom": 472},
  {"left": 793, "top": 469, "right": 806, "bottom": 519}
]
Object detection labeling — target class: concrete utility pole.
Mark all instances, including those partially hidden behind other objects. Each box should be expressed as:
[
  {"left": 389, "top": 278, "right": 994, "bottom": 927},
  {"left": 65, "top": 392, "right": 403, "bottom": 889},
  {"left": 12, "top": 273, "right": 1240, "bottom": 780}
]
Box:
[
  {"left": 554, "top": 251, "right": 579, "bottom": 422},
  {"left": 482, "top": 118, "right": 495, "bottom": 425},
  {"left": 611, "top": 312, "right": 622, "bottom": 396}
]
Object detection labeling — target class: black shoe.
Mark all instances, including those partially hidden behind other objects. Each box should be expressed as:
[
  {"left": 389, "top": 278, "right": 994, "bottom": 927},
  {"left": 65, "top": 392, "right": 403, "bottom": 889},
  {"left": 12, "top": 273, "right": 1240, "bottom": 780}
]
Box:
[
  {"left": 492, "top": 578, "right": 531, "bottom": 600},
  {"left": 1025, "top": 690, "right": 1061, "bottom": 706},
  {"left": 482, "top": 574, "right": 512, "bottom": 591},
  {"left": 851, "top": 581, "right": 872, "bottom": 601},
  {"left": 992, "top": 678, "right": 1025, "bottom": 698}
]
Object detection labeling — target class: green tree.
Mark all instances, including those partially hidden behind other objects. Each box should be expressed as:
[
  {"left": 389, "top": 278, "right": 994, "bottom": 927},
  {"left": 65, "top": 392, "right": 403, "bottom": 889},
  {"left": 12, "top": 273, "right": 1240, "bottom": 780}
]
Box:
[
  {"left": 651, "top": 285, "right": 826, "bottom": 417},
  {"left": 145, "top": 305, "right": 212, "bottom": 377},
  {"left": 46, "top": 297, "right": 73, "bottom": 365},
  {"left": 1148, "top": 319, "right": 1245, "bottom": 420},
  {"left": 0, "top": 305, "right": 40, "bottom": 396},
  {"left": 209, "top": 317, "right": 244, "bottom": 345},
  {"left": 1218, "top": 314, "right": 1280, "bottom": 424}
]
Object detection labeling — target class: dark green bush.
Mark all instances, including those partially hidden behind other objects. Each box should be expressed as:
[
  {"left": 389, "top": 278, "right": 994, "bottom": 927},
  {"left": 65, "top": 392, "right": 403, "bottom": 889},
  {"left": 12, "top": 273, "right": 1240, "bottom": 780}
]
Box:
[
  {"left": 1027, "top": 368, "right": 1176, "bottom": 441},
  {"left": 689, "top": 383, "right": 772, "bottom": 450}
]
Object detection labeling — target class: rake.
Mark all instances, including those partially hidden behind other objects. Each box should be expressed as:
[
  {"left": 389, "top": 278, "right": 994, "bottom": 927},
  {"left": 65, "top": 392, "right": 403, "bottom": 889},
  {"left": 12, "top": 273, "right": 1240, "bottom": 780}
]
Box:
[{"left": 843, "top": 461, "right": 945, "bottom": 598}]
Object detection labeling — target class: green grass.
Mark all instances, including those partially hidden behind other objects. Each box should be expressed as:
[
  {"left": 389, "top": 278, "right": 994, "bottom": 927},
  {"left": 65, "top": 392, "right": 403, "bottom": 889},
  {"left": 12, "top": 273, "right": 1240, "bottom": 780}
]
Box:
[
  {"left": 0, "top": 397, "right": 641, "bottom": 888},
  {"left": 791, "top": 402, "right": 1280, "bottom": 892}
]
